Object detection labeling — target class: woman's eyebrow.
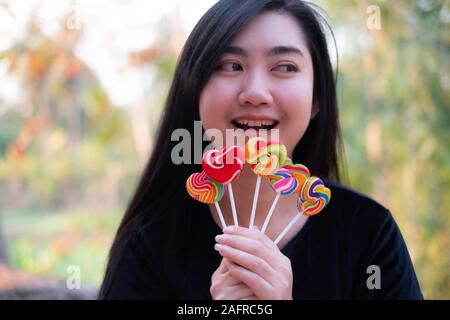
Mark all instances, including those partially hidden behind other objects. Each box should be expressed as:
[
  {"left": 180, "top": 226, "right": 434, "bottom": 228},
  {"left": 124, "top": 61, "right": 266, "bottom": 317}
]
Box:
[
  {"left": 223, "top": 45, "right": 304, "bottom": 58},
  {"left": 267, "top": 45, "right": 304, "bottom": 57}
]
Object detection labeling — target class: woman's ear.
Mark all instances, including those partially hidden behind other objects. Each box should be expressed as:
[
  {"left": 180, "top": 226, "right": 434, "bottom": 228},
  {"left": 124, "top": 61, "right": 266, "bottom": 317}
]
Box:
[{"left": 311, "top": 101, "right": 320, "bottom": 119}]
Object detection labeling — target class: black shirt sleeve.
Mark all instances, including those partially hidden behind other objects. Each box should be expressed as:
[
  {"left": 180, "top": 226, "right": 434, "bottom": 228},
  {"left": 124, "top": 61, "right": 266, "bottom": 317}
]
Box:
[
  {"left": 351, "top": 206, "right": 423, "bottom": 299},
  {"left": 98, "top": 228, "right": 170, "bottom": 299}
]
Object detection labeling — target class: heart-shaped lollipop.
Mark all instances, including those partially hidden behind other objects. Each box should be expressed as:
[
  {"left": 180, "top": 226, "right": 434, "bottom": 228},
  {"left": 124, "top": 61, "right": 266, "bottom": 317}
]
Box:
[
  {"left": 245, "top": 137, "right": 267, "bottom": 164},
  {"left": 298, "top": 176, "right": 331, "bottom": 216},
  {"left": 282, "top": 158, "right": 310, "bottom": 193},
  {"left": 186, "top": 171, "right": 224, "bottom": 204},
  {"left": 202, "top": 146, "right": 245, "bottom": 184},
  {"left": 250, "top": 154, "right": 278, "bottom": 175},
  {"left": 260, "top": 141, "right": 287, "bottom": 166},
  {"left": 245, "top": 137, "right": 288, "bottom": 228},
  {"left": 268, "top": 168, "right": 298, "bottom": 195},
  {"left": 246, "top": 138, "right": 287, "bottom": 176},
  {"left": 260, "top": 168, "right": 298, "bottom": 233},
  {"left": 274, "top": 175, "right": 332, "bottom": 246}
]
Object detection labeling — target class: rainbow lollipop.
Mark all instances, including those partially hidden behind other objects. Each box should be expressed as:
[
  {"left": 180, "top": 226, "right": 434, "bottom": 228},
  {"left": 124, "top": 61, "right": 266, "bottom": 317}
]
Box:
[
  {"left": 245, "top": 137, "right": 287, "bottom": 228},
  {"left": 282, "top": 158, "right": 310, "bottom": 193},
  {"left": 261, "top": 168, "right": 298, "bottom": 234},
  {"left": 274, "top": 176, "right": 331, "bottom": 245},
  {"left": 298, "top": 176, "right": 331, "bottom": 216},
  {"left": 186, "top": 171, "right": 226, "bottom": 229}
]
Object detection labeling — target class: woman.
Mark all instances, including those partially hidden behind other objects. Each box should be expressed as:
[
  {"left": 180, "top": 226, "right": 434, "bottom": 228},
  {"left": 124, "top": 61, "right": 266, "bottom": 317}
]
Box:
[{"left": 99, "top": 0, "right": 423, "bottom": 300}]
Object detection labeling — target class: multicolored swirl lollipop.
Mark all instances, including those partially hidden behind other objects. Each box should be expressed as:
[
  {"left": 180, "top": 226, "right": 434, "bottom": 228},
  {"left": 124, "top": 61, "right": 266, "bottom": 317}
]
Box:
[
  {"left": 245, "top": 137, "right": 287, "bottom": 228},
  {"left": 274, "top": 176, "right": 331, "bottom": 246},
  {"left": 260, "top": 168, "right": 298, "bottom": 233},
  {"left": 298, "top": 176, "right": 331, "bottom": 216},
  {"left": 186, "top": 171, "right": 226, "bottom": 228},
  {"left": 282, "top": 158, "right": 310, "bottom": 193}
]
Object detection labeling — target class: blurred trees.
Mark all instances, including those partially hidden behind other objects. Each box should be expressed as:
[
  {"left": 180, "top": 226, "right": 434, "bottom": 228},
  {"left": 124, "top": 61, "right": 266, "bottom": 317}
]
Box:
[
  {"left": 0, "top": 13, "right": 138, "bottom": 210},
  {"left": 319, "top": 0, "right": 449, "bottom": 298},
  {"left": 0, "top": 1, "right": 181, "bottom": 291}
]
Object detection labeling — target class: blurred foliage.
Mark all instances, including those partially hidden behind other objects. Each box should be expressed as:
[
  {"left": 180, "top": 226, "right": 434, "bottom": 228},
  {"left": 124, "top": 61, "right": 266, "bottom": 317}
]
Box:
[
  {"left": 3, "top": 208, "right": 122, "bottom": 286},
  {"left": 319, "top": 0, "right": 450, "bottom": 298},
  {"left": 0, "top": 0, "right": 448, "bottom": 298}
]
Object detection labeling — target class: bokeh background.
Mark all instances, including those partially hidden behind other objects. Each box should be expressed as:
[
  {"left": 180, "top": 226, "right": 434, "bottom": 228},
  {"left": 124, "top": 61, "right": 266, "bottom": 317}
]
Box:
[{"left": 0, "top": 0, "right": 448, "bottom": 299}]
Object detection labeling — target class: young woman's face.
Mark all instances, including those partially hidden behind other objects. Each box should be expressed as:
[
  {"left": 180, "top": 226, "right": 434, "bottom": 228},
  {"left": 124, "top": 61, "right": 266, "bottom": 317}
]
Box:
[{"left": 199, "top": 11, "right": 318, "bottom": 156}]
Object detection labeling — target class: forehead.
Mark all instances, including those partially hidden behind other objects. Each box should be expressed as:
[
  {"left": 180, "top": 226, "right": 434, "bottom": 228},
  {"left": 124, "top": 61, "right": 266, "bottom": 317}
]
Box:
[{"left": 230, "top": 11, "right": 308, "bottom": 52}]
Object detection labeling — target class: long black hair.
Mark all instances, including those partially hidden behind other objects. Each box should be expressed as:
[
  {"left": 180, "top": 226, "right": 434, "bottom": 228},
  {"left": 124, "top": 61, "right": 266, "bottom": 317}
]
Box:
[{"left": 99, "top": 0, "right": 344, "bottom": 297}]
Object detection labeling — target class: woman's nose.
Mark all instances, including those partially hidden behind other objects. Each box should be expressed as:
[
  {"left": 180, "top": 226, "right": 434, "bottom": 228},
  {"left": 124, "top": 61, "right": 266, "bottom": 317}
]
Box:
[{"left": 238, "top": 73, "right": 274, "bottom": 107}]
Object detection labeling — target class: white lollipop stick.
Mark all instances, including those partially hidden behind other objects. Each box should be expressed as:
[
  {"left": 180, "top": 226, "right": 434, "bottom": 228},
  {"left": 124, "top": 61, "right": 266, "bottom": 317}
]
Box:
[
  {"left": 213, "top": 201, "right": 227, "bottom": 229},
  {"left": 274, "top": 212, "right": 302, "bottom": 246},
  {"left": 261, "top": 192, "right": 281, "bottom": 234},
  {"left": 228, "top": 184, "right": 239, "bottom": 226},
  {"left": 249, "top": 175, "right": 261, "bottom": 228}
]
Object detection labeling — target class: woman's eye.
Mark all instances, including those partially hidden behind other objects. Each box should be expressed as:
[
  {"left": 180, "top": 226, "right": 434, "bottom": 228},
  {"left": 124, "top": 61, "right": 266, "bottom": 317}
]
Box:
[
  {"left": 217, "top": 62, "right": 243, "bottom": 72},
  {"left": 273, "top": 64, "right": 299, "bottom": 72}
]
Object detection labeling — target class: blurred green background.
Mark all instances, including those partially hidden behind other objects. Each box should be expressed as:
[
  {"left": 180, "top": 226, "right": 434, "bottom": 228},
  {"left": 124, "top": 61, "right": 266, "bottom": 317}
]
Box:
[{"left": 0, "top": 0, "right": 448, "bottom": 299}]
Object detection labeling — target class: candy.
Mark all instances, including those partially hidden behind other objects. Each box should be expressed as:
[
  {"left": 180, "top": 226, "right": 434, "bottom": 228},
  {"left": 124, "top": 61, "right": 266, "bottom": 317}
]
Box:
[
  {"left": 282, "top": 158, "right": 310, "bottom": 193},
  {"left": 246, "top": 139, "right": 287, "bottom": 227},
  {"left": 297, "top": 177, "right": 331, "bottom": 216},
  {"left": 245, "top": 137, "right": 267, "bottom": 164},
  {"left": 250, "top": 154, "right": 278, "bottom": 175},
  {"left": 260, "top": 141, "right": 287, "bottom": 166},
  {"left": 202, "top": 146, "right": 245, "bottom": 184},
  {"left": 268, "top": 168, "right": 298, "bottom": 195},
  {"left": 186, "top": 171, "right": 224, "bottom": 204},
  {"left": 245, "top": 137, "right": 287, "bottom": 176}
]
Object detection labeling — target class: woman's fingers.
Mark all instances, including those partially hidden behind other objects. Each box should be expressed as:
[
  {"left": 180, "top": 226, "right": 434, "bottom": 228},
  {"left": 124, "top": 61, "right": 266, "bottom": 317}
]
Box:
[
  {"left": 214, "top": 243, "right": 275, "bottom": 285},
  {"left": 216, "top": 282, "right": 254, "bottom": 300},
  {"left": 223, "top": 226, "right": 278, "bottom": 251},
  {"left": 213, "top": 226, "right": 294, "bottom": 300},
  {"left": 218, "top": 257, "right": 228, "bottom": 273},
  {"left": 215, "top": 233, "right": 279, "bottom": 270},
  {"left": 213, "top": 259, "right": 239, "bottom": 284},
  {"left": 225, "top": 261, "right": 272, "bottom": 299},
  {"left": 210, "top": 259, "right": 256, "bottom": 300}
]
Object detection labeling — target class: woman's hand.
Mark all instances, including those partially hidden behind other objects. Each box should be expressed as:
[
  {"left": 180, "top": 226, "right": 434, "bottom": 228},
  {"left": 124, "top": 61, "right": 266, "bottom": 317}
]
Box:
[
  {"left": 214, "top": 226, "right": 293, "bottom": 300},
  {"left": 210, "top": 258, "right": 257, "bottom": 300}
]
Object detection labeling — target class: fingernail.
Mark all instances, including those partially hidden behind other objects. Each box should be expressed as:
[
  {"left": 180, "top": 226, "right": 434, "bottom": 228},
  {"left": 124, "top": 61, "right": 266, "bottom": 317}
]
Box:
[
  {"left": 215, "top": 235, "right": 224, "bottom": 242},
  {"left": 214, "top": 243, "right": 223, "bottom": 251}
]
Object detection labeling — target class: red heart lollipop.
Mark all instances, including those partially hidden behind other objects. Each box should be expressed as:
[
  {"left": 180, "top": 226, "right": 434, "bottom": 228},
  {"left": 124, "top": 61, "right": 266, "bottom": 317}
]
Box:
[{"left": 202, "top": 146, "right": 245, "bottom": 184}]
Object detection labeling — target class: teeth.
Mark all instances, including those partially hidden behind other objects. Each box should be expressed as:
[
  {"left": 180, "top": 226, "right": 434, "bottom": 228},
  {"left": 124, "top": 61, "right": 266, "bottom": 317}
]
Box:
[{"left": 234, "top": 119, "right": 276, "bottom": 127}]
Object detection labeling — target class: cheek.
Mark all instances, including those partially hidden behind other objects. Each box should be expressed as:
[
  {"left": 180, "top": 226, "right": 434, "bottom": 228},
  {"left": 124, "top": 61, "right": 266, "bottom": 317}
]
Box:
[
  {"left": 274, "top": 80, "right": 314, "bottom": 152},
  {"left": 199, "top": 78, "right": 236, "bottom": 129}
]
